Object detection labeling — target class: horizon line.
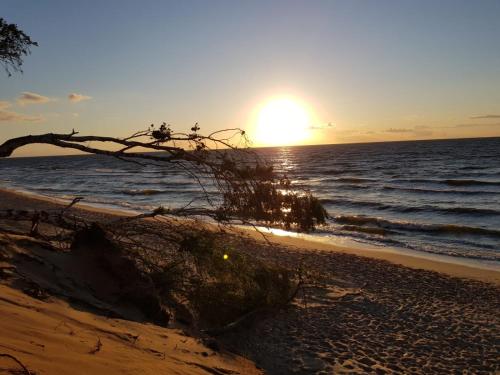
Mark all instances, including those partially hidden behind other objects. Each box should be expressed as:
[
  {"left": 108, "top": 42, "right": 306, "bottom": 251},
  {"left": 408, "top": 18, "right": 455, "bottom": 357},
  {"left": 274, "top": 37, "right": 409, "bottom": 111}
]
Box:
[{"left": 4, "top": 134, "right": 500, "bottom": 159}]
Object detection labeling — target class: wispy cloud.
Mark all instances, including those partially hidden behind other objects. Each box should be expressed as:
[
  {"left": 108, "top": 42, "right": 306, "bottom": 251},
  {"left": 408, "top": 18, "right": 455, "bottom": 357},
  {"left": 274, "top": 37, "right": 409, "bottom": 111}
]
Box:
[
  {"left": 68, "top": 93, "right": 92, "bottom": 103},
  {"left": 385, "top": 128, "right": 413, "bottom": 133},
  {"left": 451, "top": 122, "right": 500, "bottom": 128},
  {"left": 0, "top": 100, "right": 44, "bottom": 123},
  {"left": 0, "top": 101, "right": 11, "bottom": 110},
  {"left": 385, "top": 125, "right": 433, "bottom": 136},
  {"left": 470, "top": 114, "right": 500, "bottom": 119},
  {"left": 308, "top": 122, "right": 334, "bottom": 130},
  {"left": 17, "top": 92, "right": 52, "bottom": 105},
  {"left": 0, "top": 111, "right": 43, "bottom": 123}
]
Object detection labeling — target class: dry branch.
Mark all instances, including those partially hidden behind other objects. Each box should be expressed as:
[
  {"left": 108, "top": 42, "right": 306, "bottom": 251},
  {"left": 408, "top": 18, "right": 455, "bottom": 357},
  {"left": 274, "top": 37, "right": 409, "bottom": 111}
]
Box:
[
  {"left": 0, "top": 353, "right": 32, "bottom": 374},
  {"left": 89, "top": 337, "right": 103, "bottom": 354},
  {"left": 0, "top": 125, "right": 328, "bottom": 232}
]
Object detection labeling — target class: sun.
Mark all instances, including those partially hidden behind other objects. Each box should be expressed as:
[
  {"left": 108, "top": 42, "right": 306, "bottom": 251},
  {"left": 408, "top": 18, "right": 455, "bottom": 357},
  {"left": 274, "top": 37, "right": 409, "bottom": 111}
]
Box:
[{"left": 254, "top": 98, "right": 311, "bottom": 146}]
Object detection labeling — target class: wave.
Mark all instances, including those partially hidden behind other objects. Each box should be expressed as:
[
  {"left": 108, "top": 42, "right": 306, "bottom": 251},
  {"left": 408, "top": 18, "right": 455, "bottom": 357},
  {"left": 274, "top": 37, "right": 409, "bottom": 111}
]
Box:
[
  {"left": 390, "top": 178, "right": 435, "bottom": 184},
  {"left": 443, "top": 179, "right": 500, "bottom": 187},
  {"left": 398, "top": 205, "right": 500, "bottom": 216},
  {"left": 320, "top": 168, "right": 367, "bottom": 176},
  {"left": 120, "top": 188, "right": 217, "bottom": 197},
  {"left": 340, "top": 224, "right": 395, "bottom": 236},
  {"left": 382, "top": 186, "right": 500, "bottom": 195},
  {"left": 322, "top": 198, "right": 500, "bottom": 216},
  {"left": 332, "top": 184, "right": 370, "bottom": 190},
  {"left": 459, "top": 165, "right": 488, "bottom": 171},
  {"left": 334, "top": 215, "right": 500, "bottom": 238},
  {"left": 432, "top": 206, "right": 500, "bottom": 216},
  {"left": 121, "top": 189, "right": 165, "bottom": 196},
  {"left": 332, "top": 177, "right": 376, "bottom": 184},
  {"left": 390, "top": 178, "right": 500, "bottom": 187},
  {"left": 322, "top": 168, "right": 348, "bottom": 175}
]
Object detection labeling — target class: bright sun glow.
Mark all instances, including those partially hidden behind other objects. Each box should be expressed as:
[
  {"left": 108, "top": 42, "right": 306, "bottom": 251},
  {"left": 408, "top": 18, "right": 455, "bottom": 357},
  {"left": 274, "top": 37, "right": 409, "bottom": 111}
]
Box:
[{"left": 254, "top": 98, "right": 311, "bottom": 146}]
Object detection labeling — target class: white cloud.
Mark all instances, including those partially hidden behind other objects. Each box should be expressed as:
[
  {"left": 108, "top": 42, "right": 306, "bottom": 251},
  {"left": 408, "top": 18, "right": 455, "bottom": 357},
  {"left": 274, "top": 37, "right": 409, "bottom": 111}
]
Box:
[
  {"left": 17, "top": 92, "right": 52, "bottom": 105},
  {"left": 68, "top": 93, "right": 92, "bottom": 103},
  {"left": 470, "top": 114, "right": 500, "bottom": 119}
]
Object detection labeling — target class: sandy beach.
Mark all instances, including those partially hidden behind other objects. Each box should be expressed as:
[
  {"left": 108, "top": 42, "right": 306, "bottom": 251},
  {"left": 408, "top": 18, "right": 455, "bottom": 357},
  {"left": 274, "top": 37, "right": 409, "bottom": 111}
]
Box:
[
  {"left": 3, "top": 3, "right": 500, "bottom": 374},
  {"left": 1, "top": 188, "right": 499, "bottom": 374}
]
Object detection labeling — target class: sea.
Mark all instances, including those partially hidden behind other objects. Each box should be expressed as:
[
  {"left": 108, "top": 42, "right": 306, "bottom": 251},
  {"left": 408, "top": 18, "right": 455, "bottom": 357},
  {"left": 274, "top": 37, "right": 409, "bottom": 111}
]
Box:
[{"left": 1, "top": 137, "right": 499, "bottom": 266}]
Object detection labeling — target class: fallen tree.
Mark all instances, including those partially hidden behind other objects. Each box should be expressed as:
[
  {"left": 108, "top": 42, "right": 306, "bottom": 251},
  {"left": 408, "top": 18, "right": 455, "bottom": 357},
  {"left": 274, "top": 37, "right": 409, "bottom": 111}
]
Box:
[
  {"left": 0, "top": 125, "right": 327, "bottom": 231},
  {"left": 0, "top": 125, "right": 326, "bottom": 331}
]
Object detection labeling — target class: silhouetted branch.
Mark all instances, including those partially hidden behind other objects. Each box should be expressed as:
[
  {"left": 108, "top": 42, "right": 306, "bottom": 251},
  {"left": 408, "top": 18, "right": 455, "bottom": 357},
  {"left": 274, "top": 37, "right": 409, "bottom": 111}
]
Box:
[
  {"left": 0, "top": 353, "right": 32, "bottom": 374},
  {"left": 0, "top": 124, "right": 328, "bottom": 232},
  {"left": 0, "top": 18, "right": 38, "bottom": 76}
]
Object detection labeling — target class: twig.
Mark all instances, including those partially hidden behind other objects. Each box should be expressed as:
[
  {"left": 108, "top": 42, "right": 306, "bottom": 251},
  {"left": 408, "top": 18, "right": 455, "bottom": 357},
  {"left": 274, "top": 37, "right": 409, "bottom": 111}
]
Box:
[
  {"left": 61, "top": 197, "right": 84, "bottom": 214},
  {"left": 0, "top": 353, "right": 32, "bottom": 374},
  {"left": 334, "top": 282, "right": 368, "bottom": 301},
  {"left": 89, "top": 337, "right": 102, "bottom": 354}
]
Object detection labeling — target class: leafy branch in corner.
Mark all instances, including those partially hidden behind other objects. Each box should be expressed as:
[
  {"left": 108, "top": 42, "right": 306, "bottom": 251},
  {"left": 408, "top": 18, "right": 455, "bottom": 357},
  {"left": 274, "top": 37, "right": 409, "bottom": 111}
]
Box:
[{"left": 0, "top": 18, "right": 38, "bottom": 76}]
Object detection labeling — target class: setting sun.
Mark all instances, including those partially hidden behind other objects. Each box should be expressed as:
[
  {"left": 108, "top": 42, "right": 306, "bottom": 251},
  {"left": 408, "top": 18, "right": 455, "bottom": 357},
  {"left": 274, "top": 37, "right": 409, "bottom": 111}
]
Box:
[{"left": 254, "top": 98, "right": 311, "bottom": 146}]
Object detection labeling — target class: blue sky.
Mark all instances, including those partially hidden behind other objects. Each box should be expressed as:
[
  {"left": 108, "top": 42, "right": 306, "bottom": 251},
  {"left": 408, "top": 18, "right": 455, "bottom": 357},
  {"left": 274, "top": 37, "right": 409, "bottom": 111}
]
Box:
[{"left": 1, "top": 0, "right": 500, "bottom": 155}]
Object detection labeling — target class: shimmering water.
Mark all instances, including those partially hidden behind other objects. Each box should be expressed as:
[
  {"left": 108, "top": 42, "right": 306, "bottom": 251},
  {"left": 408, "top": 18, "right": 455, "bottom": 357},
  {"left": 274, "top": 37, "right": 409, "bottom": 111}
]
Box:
[{"left": 1, "top": 137, "right": 499, "bottom": 262}]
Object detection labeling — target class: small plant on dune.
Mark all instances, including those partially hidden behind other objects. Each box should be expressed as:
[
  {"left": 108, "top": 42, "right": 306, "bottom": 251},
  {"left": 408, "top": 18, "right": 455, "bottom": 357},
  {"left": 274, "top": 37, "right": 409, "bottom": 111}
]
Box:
[{"left": 173, "top": 230, "right": 298, "bottom": 330}]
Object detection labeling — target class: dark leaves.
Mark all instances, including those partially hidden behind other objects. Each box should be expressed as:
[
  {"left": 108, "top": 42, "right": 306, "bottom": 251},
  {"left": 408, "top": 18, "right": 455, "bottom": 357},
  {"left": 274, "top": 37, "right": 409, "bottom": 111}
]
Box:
[
  {"left": 0, "top": 18, "right": 38, "bottom": 76},
  {"left": 151, "top": 122, "right": 171, "bottom": 142}
]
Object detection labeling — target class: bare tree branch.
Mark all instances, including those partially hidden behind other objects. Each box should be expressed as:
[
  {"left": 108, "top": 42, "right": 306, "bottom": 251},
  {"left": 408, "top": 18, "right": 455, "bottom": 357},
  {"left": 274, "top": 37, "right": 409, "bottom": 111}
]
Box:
[
  {"left": 0, "top": 353, "right": 32, "bottom": 374},
  {"left": 0, "top": 125, "right": 328, "bottom": 232}
]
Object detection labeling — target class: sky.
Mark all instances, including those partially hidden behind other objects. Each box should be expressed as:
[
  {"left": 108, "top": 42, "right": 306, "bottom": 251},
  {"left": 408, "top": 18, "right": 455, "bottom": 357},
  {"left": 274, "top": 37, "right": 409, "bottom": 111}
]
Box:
[{"left": 1, "top": 0, "right": 500, "bottom": 156}]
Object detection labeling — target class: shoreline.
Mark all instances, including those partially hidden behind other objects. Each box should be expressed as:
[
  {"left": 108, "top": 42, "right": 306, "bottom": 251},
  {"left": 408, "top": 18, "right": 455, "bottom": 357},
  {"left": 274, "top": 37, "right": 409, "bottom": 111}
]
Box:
[{"left": 1, "top": 186, "right": 499, "bottom": 285}]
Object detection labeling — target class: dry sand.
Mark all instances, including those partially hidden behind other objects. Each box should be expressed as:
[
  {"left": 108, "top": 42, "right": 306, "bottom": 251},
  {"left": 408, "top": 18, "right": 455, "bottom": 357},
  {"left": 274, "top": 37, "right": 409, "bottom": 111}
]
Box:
[
  {"left": 0, "top": 283, "right": 259, "bottom": 375},
  {"left": 1, "top": 188, "right": 499, "bottom": 374}
]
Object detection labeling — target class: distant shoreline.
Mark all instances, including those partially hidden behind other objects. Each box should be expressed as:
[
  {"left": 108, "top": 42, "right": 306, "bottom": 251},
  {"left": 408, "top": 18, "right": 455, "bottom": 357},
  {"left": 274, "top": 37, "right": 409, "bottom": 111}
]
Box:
[{"left": 1, "top": 186, "right": 499, "bottom": 285}]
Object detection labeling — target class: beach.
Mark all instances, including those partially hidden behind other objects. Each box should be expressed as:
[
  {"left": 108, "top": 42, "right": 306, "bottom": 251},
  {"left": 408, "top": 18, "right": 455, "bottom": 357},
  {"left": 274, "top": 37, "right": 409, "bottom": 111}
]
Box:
[
  {"left": 0, "top": 188, "right": 499, "bottom": 374},
  {"left": 3, "top": 2, "right": 500, "bottom": 374}
]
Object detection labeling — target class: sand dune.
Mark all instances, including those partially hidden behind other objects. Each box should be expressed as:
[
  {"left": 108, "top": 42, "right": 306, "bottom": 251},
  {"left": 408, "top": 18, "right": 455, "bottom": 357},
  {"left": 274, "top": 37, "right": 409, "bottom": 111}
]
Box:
[
  {"left": 0, "top": 284, "right": 259, "bottom": 375},
  {"left": 0, "top": 232, "right": 262, "bottom": 375}
]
